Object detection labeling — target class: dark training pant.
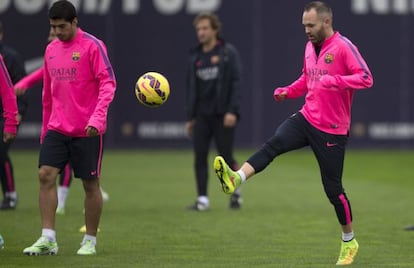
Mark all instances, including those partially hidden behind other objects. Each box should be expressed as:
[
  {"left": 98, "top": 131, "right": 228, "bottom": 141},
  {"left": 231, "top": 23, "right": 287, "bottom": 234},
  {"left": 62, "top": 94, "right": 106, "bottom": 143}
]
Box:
[
  {"left": 247, "top": 112, "right": 352, "bottom": 225},
  {"left": 192, "top": 114, "right": 238, "bottom": 197},
  {"left": 0, "top": 122, "right": 14, "bottom": 197}
]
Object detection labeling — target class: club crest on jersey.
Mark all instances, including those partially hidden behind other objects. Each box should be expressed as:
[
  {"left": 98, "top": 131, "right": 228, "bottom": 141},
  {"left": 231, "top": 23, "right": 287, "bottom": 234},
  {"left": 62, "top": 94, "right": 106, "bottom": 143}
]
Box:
[
  {"left": 72, "top": 52, "right": 80, "bottom": 61},
  {"left": 324, "top": 53, "right": 334, "bottom": 64},
  {"left": 210, "top": 55, "right": 220, "bottom": 65}
]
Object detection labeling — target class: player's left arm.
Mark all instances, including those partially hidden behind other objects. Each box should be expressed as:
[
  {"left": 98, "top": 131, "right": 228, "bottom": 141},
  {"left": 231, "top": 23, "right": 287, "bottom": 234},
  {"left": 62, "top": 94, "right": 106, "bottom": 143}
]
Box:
[
  {"left": 226, "top": 44, "right": 242, "bottom": 118},
  {"left": 14, "top": 67, "right": 44, "bottom": 95},
  {"left": 322, "top": 42, "right": 373, "bottom": 90},
  {"left": 87, "top": 42, "right": 116, "bottom": 134}
]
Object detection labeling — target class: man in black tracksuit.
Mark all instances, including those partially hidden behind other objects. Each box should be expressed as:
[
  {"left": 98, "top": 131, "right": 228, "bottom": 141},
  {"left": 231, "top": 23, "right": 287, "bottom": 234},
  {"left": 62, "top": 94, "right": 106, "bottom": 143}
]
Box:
[
  {"left": 0, "top": 21, "right": 27, "bottom": 210},
  {"left": 185, "top": 12, "right": 242, "bottom": 211}
]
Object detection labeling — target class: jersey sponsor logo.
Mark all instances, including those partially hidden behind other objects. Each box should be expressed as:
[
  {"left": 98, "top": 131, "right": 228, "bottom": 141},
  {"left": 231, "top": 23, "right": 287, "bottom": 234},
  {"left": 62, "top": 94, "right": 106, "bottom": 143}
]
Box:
[
  {"left": 196, "top": 66, "right": 219, "bottom": 81},
  {"left": 50, "top": 68, "right": 77, "bottom": 81},
  {"left": 307, "top": 68, "right": 328, "bottom": 81},
  {"left": 324, "top": 53, "right": 334, "bottom": 64},
  {"left": 72, "top": 52, "right": 81, "bottom": 61}
]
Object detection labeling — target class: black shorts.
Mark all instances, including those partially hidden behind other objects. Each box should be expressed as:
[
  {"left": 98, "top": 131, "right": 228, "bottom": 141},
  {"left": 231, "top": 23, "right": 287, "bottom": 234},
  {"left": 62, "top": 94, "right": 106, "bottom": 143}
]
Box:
[{"left": 39, "top": 130, "right": 104, "bottom": 179}]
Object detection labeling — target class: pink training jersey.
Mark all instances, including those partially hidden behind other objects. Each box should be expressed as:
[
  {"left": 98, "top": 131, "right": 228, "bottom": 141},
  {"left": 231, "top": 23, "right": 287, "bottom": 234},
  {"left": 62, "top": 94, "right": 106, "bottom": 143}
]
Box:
[
  {"left": 14, "top": 66, "right": 44, "bottom": 90},
  {"left": 42, "top": 28, "right": 116, "bottom": 140},
  {"left": 275, "top": 32, "right": 373, "bottom": 135},
  {"left": 0, "top": 55, "right": 18, "bottom": 135}
]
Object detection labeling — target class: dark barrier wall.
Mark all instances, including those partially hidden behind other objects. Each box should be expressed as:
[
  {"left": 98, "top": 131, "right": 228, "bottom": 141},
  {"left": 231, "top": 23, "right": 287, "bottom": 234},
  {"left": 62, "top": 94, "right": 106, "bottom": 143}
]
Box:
[{"left": 1, "top": 0, "right": 413, "bottom": 148}]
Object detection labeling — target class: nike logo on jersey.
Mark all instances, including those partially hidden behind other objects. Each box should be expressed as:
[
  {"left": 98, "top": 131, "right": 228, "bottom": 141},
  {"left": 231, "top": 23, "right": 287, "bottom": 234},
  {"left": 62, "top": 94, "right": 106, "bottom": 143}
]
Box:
[{"left": 326, "top": 142, "right": 337, "bottom": 147}]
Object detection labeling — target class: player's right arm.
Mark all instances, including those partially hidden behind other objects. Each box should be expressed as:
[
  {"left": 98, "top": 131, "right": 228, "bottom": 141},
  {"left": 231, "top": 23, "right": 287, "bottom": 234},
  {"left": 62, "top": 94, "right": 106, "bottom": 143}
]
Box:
[
  {"left": 274, "top": 71, "right": 308, "bottom": 101},
  {"left": 274, "top": 55, "right": 308, "bottom": 101}
]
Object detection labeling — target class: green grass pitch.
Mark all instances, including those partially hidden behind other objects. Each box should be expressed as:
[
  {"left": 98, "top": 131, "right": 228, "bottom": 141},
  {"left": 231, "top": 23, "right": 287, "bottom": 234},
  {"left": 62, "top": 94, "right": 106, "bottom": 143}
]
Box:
[{"left": 1, "top": 149, "right": 414, "bottom": 267}]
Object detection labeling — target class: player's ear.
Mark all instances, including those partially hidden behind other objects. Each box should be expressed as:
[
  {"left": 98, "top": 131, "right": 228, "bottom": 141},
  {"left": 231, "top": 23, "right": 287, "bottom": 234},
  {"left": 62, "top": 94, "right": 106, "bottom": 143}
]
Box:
[
  {"left": 72, "top": 17, "right": 78, "bottom": 27},
  {"left": 323, "top": 16, "right": 331, "bottom": 27}
]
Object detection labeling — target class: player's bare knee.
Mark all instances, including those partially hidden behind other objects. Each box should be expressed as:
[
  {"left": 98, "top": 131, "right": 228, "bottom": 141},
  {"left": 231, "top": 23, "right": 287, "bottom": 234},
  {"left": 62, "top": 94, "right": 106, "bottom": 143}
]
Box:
[
  {"left": 38, "top": 166, "right": 57, "bottom": 185},
  {"left": 82, "top": 179, "right": 100, "bottom": 193}
]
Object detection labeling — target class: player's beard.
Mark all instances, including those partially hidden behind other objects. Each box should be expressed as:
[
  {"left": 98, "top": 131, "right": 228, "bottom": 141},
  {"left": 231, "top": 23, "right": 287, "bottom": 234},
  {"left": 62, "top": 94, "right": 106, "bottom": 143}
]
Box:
[{"left": 312, "top": 26, "right": 326, "bottom": 45}]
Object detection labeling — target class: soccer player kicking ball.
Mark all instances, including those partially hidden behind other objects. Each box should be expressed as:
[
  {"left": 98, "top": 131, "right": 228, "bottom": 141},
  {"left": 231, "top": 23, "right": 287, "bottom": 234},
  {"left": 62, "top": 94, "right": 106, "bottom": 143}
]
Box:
[{"left": 214, "top": 1, "right": 373, "bottom": 266}]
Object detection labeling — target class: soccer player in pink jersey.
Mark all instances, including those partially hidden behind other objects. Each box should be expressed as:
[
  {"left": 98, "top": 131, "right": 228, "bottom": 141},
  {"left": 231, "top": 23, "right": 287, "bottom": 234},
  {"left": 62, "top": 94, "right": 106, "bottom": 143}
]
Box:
[
  {"left": 23, "top": 0, "right": 116, "bottom": 256},
  {"left": 0, "top": 52, "right": 18, "bottom": 211},
  {"left": 213, "top": 1, "right": 373, "bottom": 266},
  {"left": 14, "top": 28, "right": 110, "bottom": 216},
  {"left": 0, "top": 21, "right": 26, "bottom": 210}
]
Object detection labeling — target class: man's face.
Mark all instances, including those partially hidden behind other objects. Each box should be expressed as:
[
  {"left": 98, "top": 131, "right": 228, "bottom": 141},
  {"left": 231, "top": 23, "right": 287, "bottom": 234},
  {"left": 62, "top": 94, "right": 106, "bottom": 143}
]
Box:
[
  {"left": 50, "top": 18, "right": 77, "bottom": 42},
  {"left": 195, "top": 18, "right": 217, "bottom": 45},
  {"left": 302, "top": 9, "right": 327, "bottom": 44}
]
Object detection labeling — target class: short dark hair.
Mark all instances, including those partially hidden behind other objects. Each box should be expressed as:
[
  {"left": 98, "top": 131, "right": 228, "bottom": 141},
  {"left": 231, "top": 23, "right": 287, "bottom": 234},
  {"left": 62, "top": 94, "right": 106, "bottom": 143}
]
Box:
[
  {"left": 304, "top": 1, "right": 333, "bottom": 19},
  {"left": 49, "top": 0, "right": 77, "bottom": 22},
  {"left": 193, "top": 12, "right": 222, "bottom": 38}
]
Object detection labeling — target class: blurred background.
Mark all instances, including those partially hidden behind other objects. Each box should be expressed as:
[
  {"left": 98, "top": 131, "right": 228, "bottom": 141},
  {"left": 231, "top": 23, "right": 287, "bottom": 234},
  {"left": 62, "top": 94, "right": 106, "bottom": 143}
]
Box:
[{"left": 1, "top": 0, "right": 413, "bottom": 149}]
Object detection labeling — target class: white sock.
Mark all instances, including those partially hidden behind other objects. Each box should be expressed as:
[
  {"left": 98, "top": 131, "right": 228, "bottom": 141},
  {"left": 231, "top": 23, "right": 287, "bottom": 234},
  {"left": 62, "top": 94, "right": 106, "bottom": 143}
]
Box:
[
  {"left": 42, "top": 228, "right": 56, "bottom": 242},
  {"left": 82, "top": 234, "right": 97, "bottom": 245},
  {"left": 5, "top": 191, "right": 17, "bottom": 199},
  {"left": 237, "top": 170, "right": 247, "bottom": 183},
  {"left": 342, "top": 231, "right": 354, "bottom": 242},
  {"left": 197, "top": 196, "right": 209, "bottom": 206},
  {"left": 57, "top": 186, "right": 69, "bottom": 209}
]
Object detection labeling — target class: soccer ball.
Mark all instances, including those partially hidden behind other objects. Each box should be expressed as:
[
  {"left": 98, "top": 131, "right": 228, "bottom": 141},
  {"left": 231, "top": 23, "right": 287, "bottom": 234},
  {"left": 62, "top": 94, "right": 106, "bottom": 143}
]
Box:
[{"left": 135, "top": 72, "right": 170, "bottom": 108}]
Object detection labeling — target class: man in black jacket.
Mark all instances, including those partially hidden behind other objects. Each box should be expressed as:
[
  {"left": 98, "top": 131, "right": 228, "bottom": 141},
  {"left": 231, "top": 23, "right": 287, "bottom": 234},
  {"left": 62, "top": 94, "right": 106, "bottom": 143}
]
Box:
[
  {"left": 185, "top": 12, "right": 242, "bottom": 211},
  {"left": 0, "top": 20, "right": 27, "bottom": 210}
]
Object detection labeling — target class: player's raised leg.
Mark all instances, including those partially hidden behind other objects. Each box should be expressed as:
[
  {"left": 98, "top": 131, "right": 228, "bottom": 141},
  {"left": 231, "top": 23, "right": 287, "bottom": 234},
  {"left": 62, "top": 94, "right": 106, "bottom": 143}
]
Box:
[{"left": 214, "top": 113, "right": 308, "bottom": 195}]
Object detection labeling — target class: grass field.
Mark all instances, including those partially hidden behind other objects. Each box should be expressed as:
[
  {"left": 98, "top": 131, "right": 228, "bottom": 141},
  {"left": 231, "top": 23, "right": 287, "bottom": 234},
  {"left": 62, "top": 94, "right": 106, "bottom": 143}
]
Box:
[{"left": 1, "top": 149, "right": 414, "bottom": 267}]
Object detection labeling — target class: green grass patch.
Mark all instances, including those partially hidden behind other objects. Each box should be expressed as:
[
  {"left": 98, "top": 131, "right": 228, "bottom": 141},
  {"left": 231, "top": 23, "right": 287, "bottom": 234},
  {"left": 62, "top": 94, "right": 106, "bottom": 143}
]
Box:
[{"left": 1, "top": 149, "right": 413, "bottom": 267}]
